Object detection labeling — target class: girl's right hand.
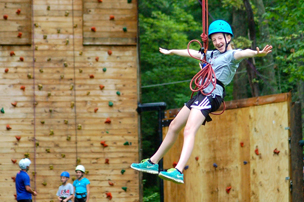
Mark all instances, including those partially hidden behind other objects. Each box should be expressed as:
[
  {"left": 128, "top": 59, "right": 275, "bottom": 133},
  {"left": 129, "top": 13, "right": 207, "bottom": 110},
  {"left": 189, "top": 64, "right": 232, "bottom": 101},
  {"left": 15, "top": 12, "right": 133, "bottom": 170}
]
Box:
[{"left": 159, "top": 47, "right": 173, "bottom": 55}]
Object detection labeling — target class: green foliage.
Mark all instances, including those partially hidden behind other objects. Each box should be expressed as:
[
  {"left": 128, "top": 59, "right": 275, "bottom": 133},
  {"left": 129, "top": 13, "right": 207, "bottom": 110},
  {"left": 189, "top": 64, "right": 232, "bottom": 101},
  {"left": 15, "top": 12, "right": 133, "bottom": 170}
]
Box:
[{"left": 143, "top": 185, "right": 160, "bottom": 202}]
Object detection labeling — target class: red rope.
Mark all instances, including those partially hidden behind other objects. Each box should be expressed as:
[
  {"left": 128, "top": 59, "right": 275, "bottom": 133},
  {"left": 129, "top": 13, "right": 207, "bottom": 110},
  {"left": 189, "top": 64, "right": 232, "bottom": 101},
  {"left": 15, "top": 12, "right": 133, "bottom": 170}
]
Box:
[{"left": 187, "top": 0, "right": 226, "bottom": 115}]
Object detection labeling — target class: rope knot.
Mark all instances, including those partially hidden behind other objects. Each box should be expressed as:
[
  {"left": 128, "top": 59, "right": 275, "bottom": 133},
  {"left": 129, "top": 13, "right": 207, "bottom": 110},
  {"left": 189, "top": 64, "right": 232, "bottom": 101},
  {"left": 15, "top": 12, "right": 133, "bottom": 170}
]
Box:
[{"left": 200, "top": 33, "right": 208, "bottom": 43}]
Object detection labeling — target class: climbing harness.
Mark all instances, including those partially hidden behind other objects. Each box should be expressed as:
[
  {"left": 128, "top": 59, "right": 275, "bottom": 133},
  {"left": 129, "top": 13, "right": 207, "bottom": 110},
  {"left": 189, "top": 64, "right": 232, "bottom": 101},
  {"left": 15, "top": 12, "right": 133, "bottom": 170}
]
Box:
[{"left": 187, "top": 0, "right": 226, "bottom": 115}]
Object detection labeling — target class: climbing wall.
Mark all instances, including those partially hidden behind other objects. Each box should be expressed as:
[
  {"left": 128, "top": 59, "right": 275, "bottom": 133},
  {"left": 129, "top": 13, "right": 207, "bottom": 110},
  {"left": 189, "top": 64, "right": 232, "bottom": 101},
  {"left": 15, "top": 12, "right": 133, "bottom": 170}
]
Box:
[
  {"left": 162, "top": 93, "right": 292, "bottom": 202},
  {"left": 0, "top": 0, "right": 139, "bottom": 201}
]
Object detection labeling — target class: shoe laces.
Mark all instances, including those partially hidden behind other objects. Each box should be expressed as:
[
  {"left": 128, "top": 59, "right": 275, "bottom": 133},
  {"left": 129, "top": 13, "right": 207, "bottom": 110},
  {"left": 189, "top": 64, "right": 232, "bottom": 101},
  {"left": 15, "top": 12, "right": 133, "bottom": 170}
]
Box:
[{"left": 141, "top": 158, "right": 150, "bottom": 163}]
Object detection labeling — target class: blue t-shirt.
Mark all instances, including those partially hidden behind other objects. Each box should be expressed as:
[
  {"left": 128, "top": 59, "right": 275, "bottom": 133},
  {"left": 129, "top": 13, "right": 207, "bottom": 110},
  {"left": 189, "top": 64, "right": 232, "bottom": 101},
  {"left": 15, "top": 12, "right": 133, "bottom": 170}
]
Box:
[
  {"left": 15, "top": 170, "right": 32, "bottom": 200},
  {"left": 73, "top": 178, "right": 90, "bottom": 198}
]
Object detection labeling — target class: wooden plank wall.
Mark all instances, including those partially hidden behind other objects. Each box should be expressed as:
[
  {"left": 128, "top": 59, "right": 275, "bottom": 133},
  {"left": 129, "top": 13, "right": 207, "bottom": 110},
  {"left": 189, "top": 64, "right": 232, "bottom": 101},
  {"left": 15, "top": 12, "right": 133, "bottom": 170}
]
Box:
[
  {"left": 163, "top": 94, "right": 291, "bottom": 202},
  {"left": 0, "top": 0, "right": 139, "bottom": 201}
]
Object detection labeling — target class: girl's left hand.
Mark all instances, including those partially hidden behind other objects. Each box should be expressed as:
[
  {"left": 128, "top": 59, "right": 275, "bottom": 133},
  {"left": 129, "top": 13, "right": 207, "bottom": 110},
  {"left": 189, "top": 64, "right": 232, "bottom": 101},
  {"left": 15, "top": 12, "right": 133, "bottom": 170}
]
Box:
[{"left": 256, "top": 45, "right": 273, "bottom": 57}]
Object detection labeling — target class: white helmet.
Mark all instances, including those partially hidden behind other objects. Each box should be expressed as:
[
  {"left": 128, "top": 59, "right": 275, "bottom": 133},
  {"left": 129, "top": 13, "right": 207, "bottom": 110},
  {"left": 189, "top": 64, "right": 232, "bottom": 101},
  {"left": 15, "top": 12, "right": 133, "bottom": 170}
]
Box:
[
  {"left": 19, "top": 158, "right": 31, "bottom": 169},
  {"left": 75, "top": 165, "right": 85, "bottom": 173}
]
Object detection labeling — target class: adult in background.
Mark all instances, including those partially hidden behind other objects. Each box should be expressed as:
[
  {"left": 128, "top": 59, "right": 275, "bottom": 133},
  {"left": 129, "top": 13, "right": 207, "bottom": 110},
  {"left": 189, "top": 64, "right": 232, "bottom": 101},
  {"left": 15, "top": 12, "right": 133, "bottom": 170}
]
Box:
[{"left": 15, "top": 158, "right": 37, "bottom": 202}]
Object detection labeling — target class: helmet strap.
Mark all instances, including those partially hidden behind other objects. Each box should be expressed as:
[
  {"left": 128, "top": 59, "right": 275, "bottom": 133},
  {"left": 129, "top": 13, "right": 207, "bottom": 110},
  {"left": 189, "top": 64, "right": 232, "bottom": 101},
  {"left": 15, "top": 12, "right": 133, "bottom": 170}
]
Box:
[{"left": 223, "top": 33, "right": 231, "bottom": 53}]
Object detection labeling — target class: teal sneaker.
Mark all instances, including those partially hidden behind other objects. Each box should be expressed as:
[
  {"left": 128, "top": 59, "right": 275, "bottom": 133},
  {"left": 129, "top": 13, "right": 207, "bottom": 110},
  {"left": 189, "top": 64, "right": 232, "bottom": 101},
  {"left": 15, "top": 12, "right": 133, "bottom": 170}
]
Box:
[
  {"left": 159, "top": 168, "right": 184, "bottom": 184},
  {"left": 130, "top": 159, "right": 159, "bottom": 174}
]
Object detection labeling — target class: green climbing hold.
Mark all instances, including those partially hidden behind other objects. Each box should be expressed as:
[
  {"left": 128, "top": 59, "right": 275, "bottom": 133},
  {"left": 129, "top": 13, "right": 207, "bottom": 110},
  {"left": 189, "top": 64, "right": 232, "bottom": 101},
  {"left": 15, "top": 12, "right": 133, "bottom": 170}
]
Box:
[
  {"left": 121, "top": 169, "right": 126, "bottom": 175},
  {"left": 122, "top": 187, "right": 127, "bottom": 192},
  {"left": 123, "top": 141, "right": 130, "bottom": 146},
  {"left": 108, "top": 101, "right": 113, "bottom": 107},
  {"left": 0, "top": 107, "right": 4, "bottom": 114},
  {"left": 123, "top": 27, "right": 127, "bottom": 32},
  {"left": 116, "top": 91, "right": 121, "bottom": 96},
  {"left": 103, "top": 67, "right": 107, "bottom": 72},
  {"left": 127, "top": 0, "right": 132, "bottom": 3}
]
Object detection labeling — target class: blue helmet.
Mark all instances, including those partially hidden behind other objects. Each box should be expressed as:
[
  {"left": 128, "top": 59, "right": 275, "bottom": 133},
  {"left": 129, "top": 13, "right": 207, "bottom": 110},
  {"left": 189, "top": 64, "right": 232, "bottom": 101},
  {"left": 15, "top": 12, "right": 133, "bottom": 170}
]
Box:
[
  {"left": 208, "top": 20, "right": 234, "bottom": 39},
  {"left": 60, "top": 171, "right": 70, "bottom": 178}
]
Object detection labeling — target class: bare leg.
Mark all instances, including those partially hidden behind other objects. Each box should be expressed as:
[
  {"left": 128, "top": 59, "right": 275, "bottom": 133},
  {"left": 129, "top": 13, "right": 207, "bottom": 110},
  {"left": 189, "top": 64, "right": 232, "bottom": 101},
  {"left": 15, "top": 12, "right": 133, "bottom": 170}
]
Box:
[
  {"left": 150, "top": 106, "right": 191, "bottom": 164},
  {"left": 175, "top": 109, "right": 205, "bottom": 172}
]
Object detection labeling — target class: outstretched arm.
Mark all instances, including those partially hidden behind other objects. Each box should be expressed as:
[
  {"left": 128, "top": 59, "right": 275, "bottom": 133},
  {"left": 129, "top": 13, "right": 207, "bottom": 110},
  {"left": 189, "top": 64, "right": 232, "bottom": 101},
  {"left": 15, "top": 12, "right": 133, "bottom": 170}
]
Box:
[
  {"left": 159, "top": 47, "right": 201, "bottom": 58},
  {"left": 234, "top": 45, "right": 273, "bottom": 61}
]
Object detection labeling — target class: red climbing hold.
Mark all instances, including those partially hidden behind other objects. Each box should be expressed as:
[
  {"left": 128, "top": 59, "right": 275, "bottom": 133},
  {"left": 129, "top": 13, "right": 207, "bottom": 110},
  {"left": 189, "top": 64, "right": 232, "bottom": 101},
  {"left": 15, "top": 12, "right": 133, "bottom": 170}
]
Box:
[
  {"left": 15, "top": 136, "right": 21, "bottom": 141},
  {"left": 108, "top": 181, "right": 114, "bottom": 186},
  {"left": 11, "top": 102, "right": 17, "bottom": 107},
  {"left": 98, "top": 0, "right": 103, "bottom": 2},
  {"left": 226, "top": 186, "right": 232, "bottom": 193},
  {"left": 5, "top": 68, "right": 9, "bottom": 73},
  {"left": 11, "top": 159, "right": 17, "bottom": 164},
  {"left": 105, "top": 117, "right": 111, "bottom": 124},
  {"left": 108, "top": 50, "right": 112, "bottom": 55},
  {"left": 20, "top": 86, "right": 25, "bottom": 91},
  {"left": 6, "top": 124, "right": 12, "bottom": 130},
  {"left": 99, "top": 85, "right": 105, "bottom": 90},
  {"left": 172, "top": 161, "right": 177, "bottom": 167},
  {"left": 100, "top": 141, "right": 108, "bottom": 147},
  {"left": 20, "top": 57, "right": 24, "bottom": 61},
  {"left": 94, "top": 107, "right": 98, "bottom": 113},
  {"left": 11, "top": 176, "right": 16, "bottom": 182},
  {"left": 105, "top": 158, "right": 109, "bottom": 164},
  {"left": 109, "top": 15, "right": 114, "bottom": 20},
  {"left": 16, "top": 9, "right": 21, "bottom": 15},
  {"left": 195, "top": 156, "right": 199, "bottom": 161},
  {"left": 255, "top": 148, "right": 259, "bottom": 155},
  {"left": 273, "top": 148, "right": 280, "bottom": 155},
  {"left": 106, "top": 192, "right": 112, "bottom": 200},
  {"left": 89, "top": 74, "right": 94, "bottom": 79},
  {"left": 3, "top": 15, "right": 8, "bottom": 20},
  {"left": 240, "top": 142, "right": 244, "bottom": 147},
  {"left": 18, "top": 32, "right": 22, "bottom": 38},
  {"left": 95, "top": 56, "right": 99, "bottom": 62},
  {"left": 10, "top": 51, "right": 15, "bottom": 56},
  {"left": 91, "top": 26, "right": 96, "bottom": 32}
]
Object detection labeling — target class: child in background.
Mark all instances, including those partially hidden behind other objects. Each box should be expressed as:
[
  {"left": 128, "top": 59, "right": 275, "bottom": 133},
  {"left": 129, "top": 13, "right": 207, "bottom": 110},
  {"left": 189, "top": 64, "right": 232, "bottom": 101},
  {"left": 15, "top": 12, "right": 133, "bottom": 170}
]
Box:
[
  {"left": 56, "top": 171, "right": 73, "bottom": 202},
  {"left": 73, "top": 165, "right": 90, "bottom": 202}
]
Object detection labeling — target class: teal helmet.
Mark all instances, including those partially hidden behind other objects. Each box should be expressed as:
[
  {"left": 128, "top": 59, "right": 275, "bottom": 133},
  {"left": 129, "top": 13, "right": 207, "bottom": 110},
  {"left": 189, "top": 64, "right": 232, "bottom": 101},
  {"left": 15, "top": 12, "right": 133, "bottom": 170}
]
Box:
[{"left": 208, "top": 20, "right": 234, "bottom": 39}]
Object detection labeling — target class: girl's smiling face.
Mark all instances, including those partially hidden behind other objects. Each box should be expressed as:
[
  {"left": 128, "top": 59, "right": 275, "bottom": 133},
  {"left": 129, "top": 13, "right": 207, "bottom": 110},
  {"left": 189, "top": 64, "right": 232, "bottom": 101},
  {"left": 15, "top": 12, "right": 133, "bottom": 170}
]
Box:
[{"left": 211, "top": 33, "right": 231, "bottom": 53}]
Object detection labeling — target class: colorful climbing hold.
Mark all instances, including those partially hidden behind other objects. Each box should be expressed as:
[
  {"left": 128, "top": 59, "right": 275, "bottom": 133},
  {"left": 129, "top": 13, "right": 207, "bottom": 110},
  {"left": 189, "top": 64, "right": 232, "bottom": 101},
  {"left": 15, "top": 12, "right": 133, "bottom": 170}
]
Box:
[
  {"left": 213, "top": 163, "right": 218, "bottom": 168},
  {"left": 108, "top": 181, "right": 114, "bottom": 186},
  {"left": 79, "top": 69, "right": 83, "bottom": 73},
  {"left": 123, "top": 141, "right": 130, "bottom": 146},
  {"left": 255, "top": 147, "right": 259, "bottom": 155},
  {"left": 77, "top": 158, "right": 81, "bottom": 164},
  {"left": 18, "top": 32, "right": 22, "bottom": 38},
  {"left": 94, "top": 107, "right": 98, "bottom": 113},
  {"left": 121, "top": 169, "right": 126, "bottom": 175},
  {"left": 98, "top": 0, "right": 103, "bottom": 2},
  {"left": 91, "top": 26, "right": 96, "bottom": 32},
  {"left": 20, "top": 86, "right": 25, "bottom": 91},
  {"left": 109, "top": 15, "right": 114, "bottom": 20},
  {"left": 74, "top": 24, "right": 77, "bottom": 28},
  {"left": 11, "top": 176, "right": 16, "bottom": 182},
  {"left": 20, "top": 57, "right": 24, "bottom": 61},
  {"left": 116, "top": 91, "right": 121, "bottom": 96},
  {"left": 42, "top": 181, "right": 47, "bottom": 186},
  {"left": 15, "top": 136, "right": 21, "bottom": 141},
  {"left": 40, "top": 120, "right": 45, "bottom": 124},
  {"left": 64, "top": 120, "right": 68, "bottom": 124},
  {"left": 66, "top": 136, "right": 71, "bottom": 141},
  {"left": 243, "top": 161, "right": 248, "bottom": 165},
  {"left": 87, "top": 91, "right": 90, "bottom": 95},
  {"left": 105, "top": 117, "right": 111, "bottom": 124},
  {"left": 36, "top": 142, "right": 39, "bottom": 147},
  {"left": 64, "top": 62, "right": 68, "bottom": 67},
  {"left": 85, "top": 171, "right": 89, "bottom": 174},
  {"left": 11, "top": 102, "right": 17, "bottom": 107},
  {"left": 39, "top": 68, "right": 44, "bottom": 73},
  {"left": 16, "top": 9, "right": 21, "bottom": 15},
  {"left": 106, "top": 192, "right": 112, "bottom": 200},
  {"left": 65, "top": 11, "right": 69, "bottom": 16},
  {"left": 108, "top": 101, "right": 113, "bottom": 107},
  {"left": 46, "top": 148, "right": 50, "bottom": 153},
  {"left": 43, "top": 34, "right": 47, "bottom": 39},
  {"left": 77, "top": 124, "right": 82, "bottom": 130},
  {"left": 123, "top": 27, "right": 127, "bottom": 32},
  {"left": 89, "top": 74, "right": 94, "bottom": 79},
  {"left": 102, "top": 67, "right": 107, "bottom": 72},
  {"left": 6, "top": 124, "right": 12, "bottom": 130},
  {"left": 10, "top": 51, "right": 15, "bottom": 56},
  {"left": 273, "top": 148, "right": 280, "bottom": 155},
  {"left": 49, "top": 165, "right": 53, "bottom": 170},
  {"left": 240, "top": 142, "right": 244, "bottom": 147},
  {"left": 70, "top": 84, "right": 74, "bottom": 90},
  {"left": 5, "top": 68, "right": 9, "bottom": 73},
  {"left": 49, "top": 129, "right": 54, "bottom": 135},
  {"left": 1, "top": 107, "right": 4, "bottom": 113},
  {"left": 79, "top": 51, "right": 83, "bottom": 56},
  {"left": 66, "top": 39, "right": 69, "bottom": 45},
  {"left": 27, "top": 73, "right": 32, "bottom": 79},
  {"left": 122, "top": 187, "right": 127, "bottom": 192},
  {"left": 24, "top": 153, "right": 30, "bottom": 158},
  {"left": 11, "top": 159, "right": 17, "bottom": 164},
  {"left": 195, "top": 156, "right": 199, "bottom": 161},
  {"left": 184, "top": 165, "right": 189, "bottom": 170},
  {"left": 108, "top": 50, "right": 112, "bottom": 55},
  {"left": 61, "top": 153, "right": 66, "bottom": 158},
  {"left": 3, "top": 15, "right": 8, "bottom": 20},
  {"left": 38, "top": 84, "right": 43, "bottom": 90},
  {"left": 105, "top": 158, "right": 109, "bottom": 164},
  {"left": 99, "top": 85, "right": 105, "bottom": 90},
  {"left": 226, "top": 186, "right": 232, "bottom": 194},
  {"left": 95, "top": 56, "right": 99, "bottom": 62},
  {"left": 100, "top": 141, "right": 108, "bottom": 147},
  {"left": 47, "top": 92, "right": 51, "bottom": 97},
  {"left": 172, "top": 161, "right": 177, "bottom": 167},
  {"left": 71, "top": 102, "right": 75, "bottom": 108}
]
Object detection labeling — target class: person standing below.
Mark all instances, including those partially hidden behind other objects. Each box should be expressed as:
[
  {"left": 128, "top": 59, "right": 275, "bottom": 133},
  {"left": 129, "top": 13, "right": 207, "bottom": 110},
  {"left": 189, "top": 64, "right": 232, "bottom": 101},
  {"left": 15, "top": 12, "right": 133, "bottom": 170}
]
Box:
[
  {"left": 73, "top": 165, "right": 90, "bottom": 202},
  {"left": 56, "top": 171, "right": 74, "bottom": 202},
  {"left": 15, "top": 158, "right": 37, "bottom": 202}
]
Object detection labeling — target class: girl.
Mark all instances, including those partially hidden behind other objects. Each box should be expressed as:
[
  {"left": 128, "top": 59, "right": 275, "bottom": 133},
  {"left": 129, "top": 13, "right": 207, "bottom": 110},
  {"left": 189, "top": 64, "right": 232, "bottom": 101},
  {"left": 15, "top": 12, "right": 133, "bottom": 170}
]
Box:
[
  {"left": 131, "top": 20, "right": 272, "bottom": 184},
  {"left": 73, "top": 165, "right": 90, "bottom": 202}
]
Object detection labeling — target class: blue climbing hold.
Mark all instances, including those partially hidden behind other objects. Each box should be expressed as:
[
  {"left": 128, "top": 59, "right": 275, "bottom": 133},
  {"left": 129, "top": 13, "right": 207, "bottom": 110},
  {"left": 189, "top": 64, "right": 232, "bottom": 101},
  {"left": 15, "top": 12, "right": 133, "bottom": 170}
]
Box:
[
  {"left": 243, "top": 161, "right": 248, "bottom": 165},
  {"left": 213, "top": 163, "right": 218, "bottom": 168},
  {"left": 184, "top": 165, "right": 189, "bottom": 170}
]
